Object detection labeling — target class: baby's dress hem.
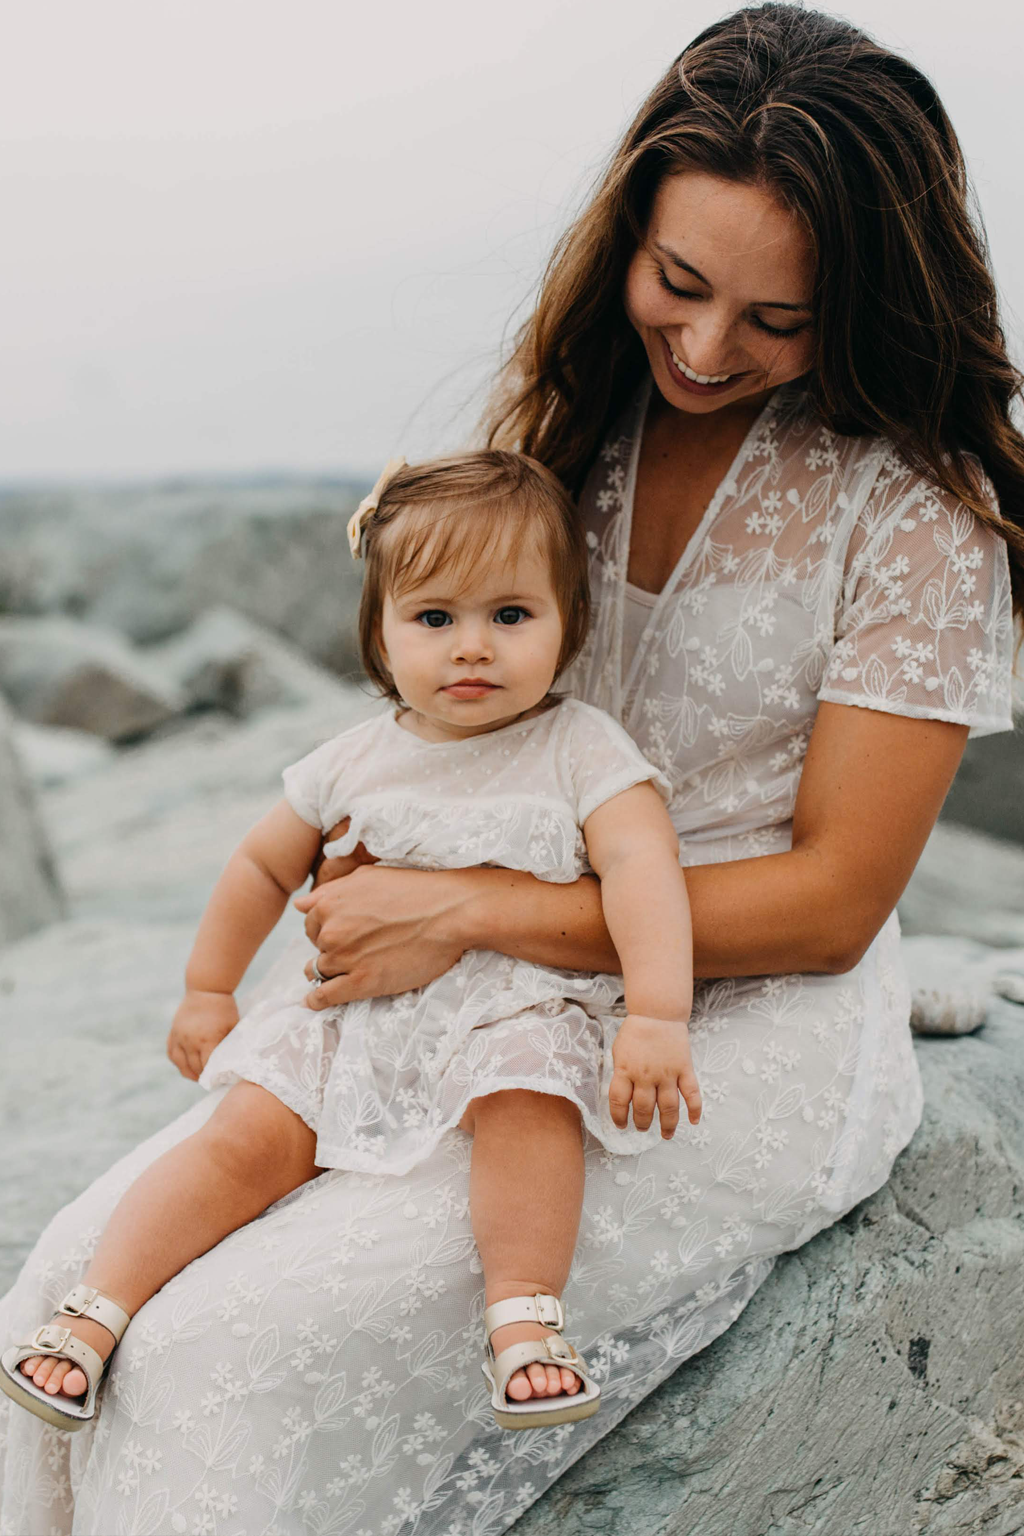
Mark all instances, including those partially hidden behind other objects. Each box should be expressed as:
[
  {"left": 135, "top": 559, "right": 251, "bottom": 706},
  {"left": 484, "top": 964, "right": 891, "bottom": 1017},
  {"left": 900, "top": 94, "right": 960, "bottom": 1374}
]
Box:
[{"left": 314, "top": 1070, "right": 663, "bottom": 1176}]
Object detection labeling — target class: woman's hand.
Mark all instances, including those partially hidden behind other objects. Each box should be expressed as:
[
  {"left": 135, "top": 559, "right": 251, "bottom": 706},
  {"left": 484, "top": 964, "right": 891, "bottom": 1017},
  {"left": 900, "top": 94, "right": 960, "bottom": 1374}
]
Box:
[
  {"left": 167, "top": 990, "right": 239, "bottom": 1081},
  {"left": 295, "top": 862, "right": 473, "bottom": 1009},
  {"left": 609, "top": 1014, "right": 702, "bottom": 1139}
]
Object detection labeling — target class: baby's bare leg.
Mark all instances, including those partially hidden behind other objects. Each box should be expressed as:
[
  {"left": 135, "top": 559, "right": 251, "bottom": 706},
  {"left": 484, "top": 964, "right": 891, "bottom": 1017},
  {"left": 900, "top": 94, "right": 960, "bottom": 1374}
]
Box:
[
  {"left": 22, "top": 1081, "right": 320, "bottom": 1398},
  {"left": 461, "top": 1088, "right": 585, "bottom": 1402}
]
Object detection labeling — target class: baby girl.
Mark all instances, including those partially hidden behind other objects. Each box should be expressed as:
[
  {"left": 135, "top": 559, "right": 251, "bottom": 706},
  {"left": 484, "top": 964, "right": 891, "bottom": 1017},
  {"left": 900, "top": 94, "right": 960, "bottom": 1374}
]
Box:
[{"left": 2, "top": 450, "right": 700, "bottom": 1432}]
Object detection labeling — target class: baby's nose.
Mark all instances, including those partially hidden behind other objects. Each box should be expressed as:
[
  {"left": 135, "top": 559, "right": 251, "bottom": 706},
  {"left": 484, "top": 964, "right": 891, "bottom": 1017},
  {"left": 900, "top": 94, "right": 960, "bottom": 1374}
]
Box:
[{"left": 452, "top": 624, "right": 493, "bottom": 662}]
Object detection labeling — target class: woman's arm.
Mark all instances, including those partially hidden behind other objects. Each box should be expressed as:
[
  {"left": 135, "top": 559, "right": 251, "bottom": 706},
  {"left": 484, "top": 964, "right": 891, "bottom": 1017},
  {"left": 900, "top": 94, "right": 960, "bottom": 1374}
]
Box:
[{"left": 298, "top": 703, "right": 968, "bottom": 1006}]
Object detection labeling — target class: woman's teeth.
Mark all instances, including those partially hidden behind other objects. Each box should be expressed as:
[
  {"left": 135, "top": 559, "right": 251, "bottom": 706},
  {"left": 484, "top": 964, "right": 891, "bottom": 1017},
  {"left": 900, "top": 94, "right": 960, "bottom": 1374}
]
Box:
[{"left": 670, "top": 349, "right": 732, "bottom": 385}]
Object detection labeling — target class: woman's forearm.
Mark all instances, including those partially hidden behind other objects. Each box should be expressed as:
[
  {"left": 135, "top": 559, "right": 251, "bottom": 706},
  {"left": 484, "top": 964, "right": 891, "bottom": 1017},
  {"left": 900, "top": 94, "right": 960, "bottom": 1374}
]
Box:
[{"left": 459, "top": 845, "right": 855, "bottom": 979}]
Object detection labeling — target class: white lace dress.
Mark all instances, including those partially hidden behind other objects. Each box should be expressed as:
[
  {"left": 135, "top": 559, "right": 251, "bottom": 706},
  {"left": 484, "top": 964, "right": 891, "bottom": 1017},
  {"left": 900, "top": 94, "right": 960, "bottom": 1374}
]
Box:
[
  {"left": 198, "top": 699, "right": 673, "bottom": 1174},
  {"left": 0, "top": 378, "right": 1013, "bottom": 1536}
]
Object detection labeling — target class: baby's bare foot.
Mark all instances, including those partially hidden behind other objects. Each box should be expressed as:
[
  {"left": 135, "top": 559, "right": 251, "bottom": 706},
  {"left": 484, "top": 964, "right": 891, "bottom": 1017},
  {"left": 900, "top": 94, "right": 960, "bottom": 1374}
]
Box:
[
  {"left": 490, "top": 1320, "right": 583, "bottom": 1402},
  {"left": 19, "top": 1314, "right": 117, "bottom": 1399}
]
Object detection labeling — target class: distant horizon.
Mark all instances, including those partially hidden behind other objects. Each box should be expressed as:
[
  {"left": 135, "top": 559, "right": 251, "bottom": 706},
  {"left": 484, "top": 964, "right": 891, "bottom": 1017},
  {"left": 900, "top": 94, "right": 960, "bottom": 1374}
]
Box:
[{"left": 0, "top": 467, "right": 374, "bottom": 493}]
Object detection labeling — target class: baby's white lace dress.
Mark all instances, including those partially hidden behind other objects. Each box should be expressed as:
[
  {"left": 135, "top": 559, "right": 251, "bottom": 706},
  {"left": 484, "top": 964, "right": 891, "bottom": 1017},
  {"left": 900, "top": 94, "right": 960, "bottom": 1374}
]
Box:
[{"left": 199, "top": 699, "right": 673, "bottom": 1174}]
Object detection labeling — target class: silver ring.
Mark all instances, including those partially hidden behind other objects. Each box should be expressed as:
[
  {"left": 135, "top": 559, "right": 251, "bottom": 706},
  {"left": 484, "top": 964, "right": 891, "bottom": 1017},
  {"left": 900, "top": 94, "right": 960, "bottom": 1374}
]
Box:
[{"left": 311, "top": 957, "right": 327, "bottom": 986}]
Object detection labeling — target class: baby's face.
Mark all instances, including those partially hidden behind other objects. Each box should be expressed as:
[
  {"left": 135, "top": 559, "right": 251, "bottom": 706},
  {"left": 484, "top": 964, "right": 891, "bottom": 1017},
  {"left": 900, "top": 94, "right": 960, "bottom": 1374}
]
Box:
[{"left": 379, "top": 540, "right": 565, "bottom": 742}]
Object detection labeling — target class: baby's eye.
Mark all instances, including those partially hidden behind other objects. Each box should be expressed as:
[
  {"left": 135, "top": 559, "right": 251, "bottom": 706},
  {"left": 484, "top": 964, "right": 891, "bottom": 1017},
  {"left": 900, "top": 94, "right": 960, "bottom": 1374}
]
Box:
[
  {"left": 416, "top": 610, "right": 451, "bottom": 629},
  {"left": 495, "top": 606, "right": 529, "bottom": 625}
]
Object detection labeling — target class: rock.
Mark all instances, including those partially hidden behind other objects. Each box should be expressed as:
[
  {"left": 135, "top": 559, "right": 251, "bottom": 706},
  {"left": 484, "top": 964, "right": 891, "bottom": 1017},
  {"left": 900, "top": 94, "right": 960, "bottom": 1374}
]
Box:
[
  {"left": 902, "top": 934, "right": 1024, "bottom": 1036},
  {"left": 145, "top": 605, "right": 352, "bottom": 717},
  {"left": 0, "top": 478, "right": 367, "bottom": 676},
  {"left": 511, "top": 997, "right": 1024, "bottom": 1536},
  {"left": 33, "top": 679, "right": 379, "bottom": 923},
  {"left": 0, "top": 683, "right": 379, "bottom": 1286},
  {"left": 0, "top": 694, "right": 64, "bottom": 944},
  {"left": 899, "top": 823, "right": 1024, "bottom": 948},
  {"left": 0, "top": 616, "right": 183, "bottom": 741},
  {"left": 12, "top": 720, "right": 116, "bottom": 788}
]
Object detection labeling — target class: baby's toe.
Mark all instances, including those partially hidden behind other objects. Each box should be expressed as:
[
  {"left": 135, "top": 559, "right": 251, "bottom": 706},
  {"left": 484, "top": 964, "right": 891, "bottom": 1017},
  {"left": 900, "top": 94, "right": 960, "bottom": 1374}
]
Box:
[
  {"left": 59, "top": 1365, "right": 88, "bottom": 1397},
  {"left": 43, "top": 1360, "right": 74, "bottom": 1394},
  {"left": 30, "top": 1357, "right": 56, "bottom": 1388},
  {"left": 560, "top": 1366, "right": 581, "bottom": 1394},
  {"left": 526, "top": 1361, "right": 551, "bottom": 1396},
  {"left": 505, "top": 1367, "right": 533, "bottom": 1402},
  {"left": 19, "top": 1356, "right": 42, "bottom": 1378}
]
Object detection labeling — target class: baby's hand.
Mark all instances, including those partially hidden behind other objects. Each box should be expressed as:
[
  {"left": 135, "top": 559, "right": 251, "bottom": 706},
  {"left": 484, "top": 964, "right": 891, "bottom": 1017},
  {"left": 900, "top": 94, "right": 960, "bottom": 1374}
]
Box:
[
  {"left": 609, "top": 1013, "right": 702, "bottom": 1139},
  {"left": 166, "top": 990, "right": 239, "bottom": 1082}
]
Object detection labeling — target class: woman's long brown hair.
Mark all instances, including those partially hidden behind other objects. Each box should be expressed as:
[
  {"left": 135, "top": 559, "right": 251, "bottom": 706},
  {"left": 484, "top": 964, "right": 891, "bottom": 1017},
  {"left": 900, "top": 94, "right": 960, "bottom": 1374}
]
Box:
[{"left": 487, "top": 2, "right": 1024, "bottom": 615}]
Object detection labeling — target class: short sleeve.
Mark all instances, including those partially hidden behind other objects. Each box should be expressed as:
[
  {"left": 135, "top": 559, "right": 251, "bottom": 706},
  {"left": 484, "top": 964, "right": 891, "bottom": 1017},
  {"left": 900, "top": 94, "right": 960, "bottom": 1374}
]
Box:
[
  {"left": 818, "top": 457, "right": 1014, "bottom": 737},
  {"left": 281, "top": 724, "right": 367, "bottom": 829},
  {"left": 565, "top": 702, "right": 673, "bottom": 824}
]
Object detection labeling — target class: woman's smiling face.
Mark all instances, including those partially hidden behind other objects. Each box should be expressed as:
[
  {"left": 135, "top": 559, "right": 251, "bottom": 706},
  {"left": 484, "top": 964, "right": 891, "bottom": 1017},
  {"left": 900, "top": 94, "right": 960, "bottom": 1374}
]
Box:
[{"left": 624, "top": 171, "right": 817, "bottom": 415}]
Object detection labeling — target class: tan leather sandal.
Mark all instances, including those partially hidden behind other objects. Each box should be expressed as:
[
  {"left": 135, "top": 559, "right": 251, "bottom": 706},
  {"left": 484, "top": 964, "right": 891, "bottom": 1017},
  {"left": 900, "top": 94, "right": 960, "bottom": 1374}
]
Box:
[
  {"left": 0, "top": 1283, "right": 131, "bottom": 1431},
  {"left": 481, "top": 1292, "right": 601, "bottom": 1429}
]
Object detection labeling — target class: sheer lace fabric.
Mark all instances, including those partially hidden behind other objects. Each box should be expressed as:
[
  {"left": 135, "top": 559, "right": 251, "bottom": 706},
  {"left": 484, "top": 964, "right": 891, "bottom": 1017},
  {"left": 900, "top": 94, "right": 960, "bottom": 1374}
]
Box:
[
  {"left": 0, "top": 379, "right": 1012, "bottom": 1536},
  {"left": 200, "top": 700, "right": 673, "bottom": 1173}
]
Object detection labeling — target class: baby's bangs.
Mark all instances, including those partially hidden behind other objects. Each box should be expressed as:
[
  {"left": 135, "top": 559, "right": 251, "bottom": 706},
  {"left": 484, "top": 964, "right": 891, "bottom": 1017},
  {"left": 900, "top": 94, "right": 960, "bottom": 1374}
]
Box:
[{"left": 384, "top": 501, "right": 540, "bottom": 598}]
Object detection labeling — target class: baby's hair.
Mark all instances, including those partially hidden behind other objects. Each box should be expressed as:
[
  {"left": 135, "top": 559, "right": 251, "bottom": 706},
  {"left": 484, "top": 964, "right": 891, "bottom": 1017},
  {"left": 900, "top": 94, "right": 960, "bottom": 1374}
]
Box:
[{"left": 356, "top": 450, "right": 590, "bottom": 704}]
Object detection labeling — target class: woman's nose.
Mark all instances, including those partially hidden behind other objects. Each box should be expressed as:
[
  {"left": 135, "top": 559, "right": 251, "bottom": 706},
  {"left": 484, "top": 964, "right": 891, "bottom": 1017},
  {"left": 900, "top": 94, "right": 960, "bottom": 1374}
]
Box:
[{"left": 676, "top": 310, "right": 736, "bottom": 374}]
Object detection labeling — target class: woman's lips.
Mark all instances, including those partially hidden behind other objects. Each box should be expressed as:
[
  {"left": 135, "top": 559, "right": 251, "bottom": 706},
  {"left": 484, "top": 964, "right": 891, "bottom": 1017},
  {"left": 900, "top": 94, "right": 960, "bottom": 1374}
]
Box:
[
  {"left": 443, "top": 682, "right": 499, "bottom": 698},
  {"left": 662, "top": 335, "right": 744, "bottom": 396}
]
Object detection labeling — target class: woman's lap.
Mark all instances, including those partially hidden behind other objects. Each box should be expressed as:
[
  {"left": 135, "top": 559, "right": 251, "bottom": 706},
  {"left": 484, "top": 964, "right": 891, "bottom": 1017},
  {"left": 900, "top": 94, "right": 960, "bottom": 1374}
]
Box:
[{"left": 0, "top": 968, "right": 920, "bottom": 1536}]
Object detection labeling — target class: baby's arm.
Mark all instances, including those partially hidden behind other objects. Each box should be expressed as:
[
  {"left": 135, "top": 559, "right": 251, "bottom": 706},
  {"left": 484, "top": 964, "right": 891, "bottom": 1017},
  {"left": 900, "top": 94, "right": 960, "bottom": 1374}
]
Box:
[
  {"left": 583, "top": 782, "right": 701, "bottom": 1139},
  {"left": 168, "top": 801, "right": 323, "bottom": 1080}
]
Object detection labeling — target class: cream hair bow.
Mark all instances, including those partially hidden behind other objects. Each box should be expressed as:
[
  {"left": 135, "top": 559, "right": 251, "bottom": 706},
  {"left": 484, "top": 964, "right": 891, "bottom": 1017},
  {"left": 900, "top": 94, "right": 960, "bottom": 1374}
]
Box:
[{"left": 346, "top": 457, "right": 407, "bottom": 560}]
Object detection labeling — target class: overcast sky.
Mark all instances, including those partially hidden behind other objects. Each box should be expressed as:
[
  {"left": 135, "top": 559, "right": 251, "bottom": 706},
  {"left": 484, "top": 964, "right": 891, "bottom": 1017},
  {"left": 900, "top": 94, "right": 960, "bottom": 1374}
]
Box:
[{"left": 1, "top": 0, "right": 1021, "bottom": 481}]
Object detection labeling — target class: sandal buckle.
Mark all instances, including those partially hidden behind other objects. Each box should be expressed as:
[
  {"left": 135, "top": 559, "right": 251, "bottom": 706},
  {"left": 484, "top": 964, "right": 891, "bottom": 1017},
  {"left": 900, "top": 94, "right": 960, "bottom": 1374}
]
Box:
[
  {"left": 31, "top": 1325, "right": 71, "bottom": 1352},
  {"left": 545, "top": 1336, "right": 577, "bottom": 1363},
  {"left": 534, "top": 1294, "right": 564, "bottom": 1330},
  {"left": 61, "top": 1286, "right": 97, "bottom": 1318}
]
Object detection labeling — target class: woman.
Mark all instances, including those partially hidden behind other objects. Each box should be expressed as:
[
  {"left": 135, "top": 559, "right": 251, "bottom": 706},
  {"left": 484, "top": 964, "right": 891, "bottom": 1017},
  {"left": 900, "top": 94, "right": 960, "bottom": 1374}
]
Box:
[{"left": 0, "top": 4, "right": 1018, "bottom": 1531}]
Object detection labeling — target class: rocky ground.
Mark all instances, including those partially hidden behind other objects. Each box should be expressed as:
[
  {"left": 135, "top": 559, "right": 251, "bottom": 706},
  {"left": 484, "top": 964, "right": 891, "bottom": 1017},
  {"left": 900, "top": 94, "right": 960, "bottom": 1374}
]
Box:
[{"left": 0, "top": 479, "right": 1022, "bottom": 1532}]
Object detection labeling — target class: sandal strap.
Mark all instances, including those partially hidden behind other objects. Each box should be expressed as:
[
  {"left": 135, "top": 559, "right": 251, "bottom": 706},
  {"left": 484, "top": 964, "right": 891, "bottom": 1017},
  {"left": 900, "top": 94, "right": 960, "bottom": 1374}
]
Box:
[
  {"left": 59, "top": 1285, "right": 131, "bottom": 1343},
  {"left": 12, "top": 1326, "right": 106, "bottom": 1388},
  {"left": 484, "top": 1293, "right": 564, "bottom": 1337},
  {"left": 490, "top": 1336, "right": 587, "bottom": 1402}
]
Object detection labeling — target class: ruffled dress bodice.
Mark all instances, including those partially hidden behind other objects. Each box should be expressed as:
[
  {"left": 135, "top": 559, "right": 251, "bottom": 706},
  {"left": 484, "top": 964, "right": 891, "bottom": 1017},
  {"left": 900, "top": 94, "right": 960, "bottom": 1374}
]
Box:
[{"left": 200, "top": 698, "right": 673, "bottom": 1173}]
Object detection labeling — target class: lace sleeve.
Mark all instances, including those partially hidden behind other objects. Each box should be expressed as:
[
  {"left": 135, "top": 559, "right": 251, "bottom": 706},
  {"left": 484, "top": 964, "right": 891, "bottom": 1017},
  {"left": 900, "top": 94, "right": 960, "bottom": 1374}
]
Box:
[
  {"left": 565, "top": 701, "right": 673, "bottom": 824},
  {"left": 818, "top": 457, "right": 1014, "bottom": 737}
]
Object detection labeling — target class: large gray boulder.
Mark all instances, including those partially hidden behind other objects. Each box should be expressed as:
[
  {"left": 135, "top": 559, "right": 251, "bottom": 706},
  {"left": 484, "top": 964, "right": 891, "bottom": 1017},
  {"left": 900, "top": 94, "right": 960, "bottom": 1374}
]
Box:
[
  {"left": 0, "top": 616, "right": 182, "bottom": 741},
  {"left": 900, "top": 822, "right": 1024, "bottom": 948},
  {"left": 0, "top": 693, "right": 64, "bottom": 944},
  {"left": 146, "top": 604, "right": 356, "bottom": 717},
  {"left": 0, "top": 478, "right": 366, "bottom": 675},
  {"left": 512, "top": 998, "right": 1024, "bottom": 1535}
]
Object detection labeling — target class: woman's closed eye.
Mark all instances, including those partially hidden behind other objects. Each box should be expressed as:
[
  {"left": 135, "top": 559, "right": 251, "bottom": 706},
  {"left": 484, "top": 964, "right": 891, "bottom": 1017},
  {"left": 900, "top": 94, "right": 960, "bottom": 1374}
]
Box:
[{"left": 656, "top": 269, "right": 809, "bottom": 338}]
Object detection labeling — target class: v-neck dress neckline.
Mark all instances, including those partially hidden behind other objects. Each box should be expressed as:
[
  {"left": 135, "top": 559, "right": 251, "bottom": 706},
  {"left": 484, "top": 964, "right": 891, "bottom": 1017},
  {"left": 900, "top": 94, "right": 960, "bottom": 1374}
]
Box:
[{"left": 618, "top": 375, "right": 782, "bottom": 707}]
